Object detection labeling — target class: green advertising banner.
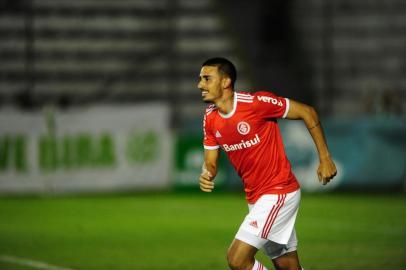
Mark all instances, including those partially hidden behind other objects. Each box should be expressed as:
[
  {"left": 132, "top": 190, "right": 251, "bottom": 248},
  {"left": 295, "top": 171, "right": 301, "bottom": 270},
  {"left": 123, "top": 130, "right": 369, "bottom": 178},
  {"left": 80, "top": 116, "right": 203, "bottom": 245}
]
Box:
[
  {"left": 0, "top": 104, "right": 172, "bottom": 194},
  {"left": 173, "top": 134, "right": 228, "bottom": 190}
]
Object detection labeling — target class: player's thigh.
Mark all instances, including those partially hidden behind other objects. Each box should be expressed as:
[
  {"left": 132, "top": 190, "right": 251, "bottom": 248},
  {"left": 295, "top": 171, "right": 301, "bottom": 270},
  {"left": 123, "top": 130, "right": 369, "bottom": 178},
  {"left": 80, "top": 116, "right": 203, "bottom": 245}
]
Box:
[{"left": 272, "top": 250, "right": 301, "bottom": 270}]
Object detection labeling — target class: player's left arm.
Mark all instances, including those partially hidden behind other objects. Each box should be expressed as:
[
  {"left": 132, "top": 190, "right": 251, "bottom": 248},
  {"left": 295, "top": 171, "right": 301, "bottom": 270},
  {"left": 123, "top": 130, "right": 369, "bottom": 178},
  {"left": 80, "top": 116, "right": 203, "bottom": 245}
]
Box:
[{"left": 285, "top": 99, "right": 337, "bottom": 185}]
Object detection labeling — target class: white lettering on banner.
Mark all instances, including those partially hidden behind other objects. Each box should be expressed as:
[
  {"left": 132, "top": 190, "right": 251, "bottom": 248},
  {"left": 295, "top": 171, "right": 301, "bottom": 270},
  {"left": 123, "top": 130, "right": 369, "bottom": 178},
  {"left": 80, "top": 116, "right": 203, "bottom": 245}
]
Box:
[
  {"left": 222, "top": 134, "right": 260, "bottom": 152},
  {"left": 257, "top": 96, "right": 283, "bottom": 106}
]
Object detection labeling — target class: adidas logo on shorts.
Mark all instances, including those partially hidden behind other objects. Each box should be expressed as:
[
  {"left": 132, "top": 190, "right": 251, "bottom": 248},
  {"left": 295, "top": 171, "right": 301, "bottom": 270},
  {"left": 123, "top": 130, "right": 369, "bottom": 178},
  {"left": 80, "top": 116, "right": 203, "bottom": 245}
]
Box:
[{"left": 249, "top": 220, "right": 258, "bottom": 228}]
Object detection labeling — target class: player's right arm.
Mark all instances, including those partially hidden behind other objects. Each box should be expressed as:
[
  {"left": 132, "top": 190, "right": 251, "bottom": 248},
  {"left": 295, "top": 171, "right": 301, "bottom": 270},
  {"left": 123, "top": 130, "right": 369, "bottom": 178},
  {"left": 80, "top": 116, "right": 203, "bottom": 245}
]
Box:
[
  {"left": 201, "top": 106, "right": 220, "bottom": 192},
  {"left": 199, "top": 149, "right": 219, "bottom": 192}
]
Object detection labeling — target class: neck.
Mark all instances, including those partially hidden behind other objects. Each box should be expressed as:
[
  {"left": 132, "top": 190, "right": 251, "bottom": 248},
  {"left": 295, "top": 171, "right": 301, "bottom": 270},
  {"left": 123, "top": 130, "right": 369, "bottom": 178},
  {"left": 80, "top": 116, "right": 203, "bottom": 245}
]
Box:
[{"left": 215, "top": 90, "right": 234, "bottom": 115}]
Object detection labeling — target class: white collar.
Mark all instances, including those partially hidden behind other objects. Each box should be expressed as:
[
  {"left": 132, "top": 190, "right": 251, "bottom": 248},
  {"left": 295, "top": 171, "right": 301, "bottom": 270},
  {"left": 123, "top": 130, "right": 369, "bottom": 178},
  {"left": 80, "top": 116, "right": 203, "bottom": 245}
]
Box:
[{"left": 218, "top": 92, "right": 237, "bottom": 119}]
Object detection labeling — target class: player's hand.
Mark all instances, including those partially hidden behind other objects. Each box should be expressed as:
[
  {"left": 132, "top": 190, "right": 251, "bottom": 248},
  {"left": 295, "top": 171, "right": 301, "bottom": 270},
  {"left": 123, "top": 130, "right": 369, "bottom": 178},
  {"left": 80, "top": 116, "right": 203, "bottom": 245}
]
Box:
[
  {"left": 317, "top": 156, "right": 337, "bottom": 185},
  {"left": 199, "top": 170, "right": 214, "bottom": 192}
]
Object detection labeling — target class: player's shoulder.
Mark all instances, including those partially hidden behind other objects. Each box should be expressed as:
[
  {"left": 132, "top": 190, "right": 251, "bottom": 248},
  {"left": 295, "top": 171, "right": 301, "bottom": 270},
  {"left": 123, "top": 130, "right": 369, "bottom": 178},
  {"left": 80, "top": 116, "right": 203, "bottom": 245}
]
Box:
[
  {"left": 235, "top": 90, "right": 278, "bottom": 101},
  {"left": 235, "top": 91, "right": 254, "bottom": 106},
  {"left": 252, "top": 90, "right": 285, "bottom": 104},
  {"left": 235, "top": 90, "right": 277, "bottom": 105},
  {"left": 248, "top": 91, "right": 286, "bottom": 112},
  {"left": 235, "top": 91, "right": 254, "bottom": 99},
  {"left": 252, "top": 90, "right": 279, "bottom": 99}
]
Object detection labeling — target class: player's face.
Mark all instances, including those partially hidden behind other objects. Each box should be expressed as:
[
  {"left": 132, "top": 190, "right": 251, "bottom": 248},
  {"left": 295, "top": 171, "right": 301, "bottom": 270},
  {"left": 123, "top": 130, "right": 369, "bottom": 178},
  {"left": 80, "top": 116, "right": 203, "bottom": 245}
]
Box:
[{"left": 198, "top": 66, "right": 224, "bottom": 103}]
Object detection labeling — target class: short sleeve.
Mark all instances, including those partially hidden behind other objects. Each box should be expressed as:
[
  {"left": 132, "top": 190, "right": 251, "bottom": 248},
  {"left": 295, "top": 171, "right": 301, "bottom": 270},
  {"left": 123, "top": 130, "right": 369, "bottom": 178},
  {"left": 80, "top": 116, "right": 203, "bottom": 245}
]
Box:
[
  {"left": 253, "top": 91, "right": 290, "bottom": 119},
  {"left": 203, "top": 113, "right": 219, "bottom": 150}
]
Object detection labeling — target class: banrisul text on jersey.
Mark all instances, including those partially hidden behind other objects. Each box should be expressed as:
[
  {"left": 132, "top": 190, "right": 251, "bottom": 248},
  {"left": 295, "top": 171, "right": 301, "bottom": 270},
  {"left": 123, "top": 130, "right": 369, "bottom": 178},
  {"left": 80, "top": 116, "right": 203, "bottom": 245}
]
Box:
[{"left": 222, "top": 134, "right": 260, "bottom": 152}]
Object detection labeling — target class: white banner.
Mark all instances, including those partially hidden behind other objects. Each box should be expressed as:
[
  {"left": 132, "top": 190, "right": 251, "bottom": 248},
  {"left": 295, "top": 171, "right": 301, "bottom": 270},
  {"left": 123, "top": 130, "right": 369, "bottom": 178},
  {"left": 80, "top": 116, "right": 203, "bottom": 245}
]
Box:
[{"left": 0, "top": 104, "right": 172, "bottom": 193}]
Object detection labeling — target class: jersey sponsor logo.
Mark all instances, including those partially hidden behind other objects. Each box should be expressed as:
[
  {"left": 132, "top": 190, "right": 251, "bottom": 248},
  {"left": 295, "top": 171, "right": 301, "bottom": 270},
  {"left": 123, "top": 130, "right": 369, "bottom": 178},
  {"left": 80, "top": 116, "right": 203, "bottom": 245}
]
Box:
[
  {"left": 222, "top": 134, "right": 260, "bottom": 152},
  {"left": 257, "top": 96, "right": 283, "bottom": 106},
  {"left": 215, "top": 130, "right": 222, "bottom": 138},
  {"left": 237, "top": 121, "right": 250, "bottom": 135}
]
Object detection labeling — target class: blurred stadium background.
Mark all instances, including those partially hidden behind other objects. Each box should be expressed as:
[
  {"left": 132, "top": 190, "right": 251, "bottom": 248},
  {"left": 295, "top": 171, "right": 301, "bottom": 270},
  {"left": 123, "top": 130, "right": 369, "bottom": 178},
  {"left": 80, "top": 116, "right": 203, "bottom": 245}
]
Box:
[{"left": 0, "top": 0, "right": 405, "bottom": 269}]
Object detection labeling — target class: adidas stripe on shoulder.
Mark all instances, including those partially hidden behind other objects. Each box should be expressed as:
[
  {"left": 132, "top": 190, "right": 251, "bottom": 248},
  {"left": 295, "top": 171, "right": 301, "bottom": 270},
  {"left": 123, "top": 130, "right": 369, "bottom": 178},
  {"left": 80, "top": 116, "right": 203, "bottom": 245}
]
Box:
[
  {"left": 205, "top": 104, "right": 217, "bottom": 115},
  {"left": 236, "top": 92, "right": 254, "bottom": 103}
]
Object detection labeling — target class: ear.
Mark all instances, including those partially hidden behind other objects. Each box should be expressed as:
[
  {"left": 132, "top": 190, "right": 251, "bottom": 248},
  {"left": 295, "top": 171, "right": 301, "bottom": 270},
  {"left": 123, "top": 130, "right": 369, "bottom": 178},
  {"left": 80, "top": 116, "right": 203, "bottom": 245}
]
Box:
[{"left": 222, "top": 77, "right": 232, "bottom": 89}]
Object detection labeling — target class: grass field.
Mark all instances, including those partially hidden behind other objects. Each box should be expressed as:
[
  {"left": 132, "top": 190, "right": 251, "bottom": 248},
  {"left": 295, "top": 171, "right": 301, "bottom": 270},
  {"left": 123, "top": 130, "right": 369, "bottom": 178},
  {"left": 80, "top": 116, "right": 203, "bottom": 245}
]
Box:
[{"left": 0, "top": 192, "right": 405, "bottom": 270}]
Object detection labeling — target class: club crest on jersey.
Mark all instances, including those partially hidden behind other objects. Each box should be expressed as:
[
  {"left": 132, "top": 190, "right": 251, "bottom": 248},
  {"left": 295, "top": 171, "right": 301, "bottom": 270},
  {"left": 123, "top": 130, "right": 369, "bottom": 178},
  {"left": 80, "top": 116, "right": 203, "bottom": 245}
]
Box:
[{"left": 237, "top": 121, "right": 250, "bottom": 135}]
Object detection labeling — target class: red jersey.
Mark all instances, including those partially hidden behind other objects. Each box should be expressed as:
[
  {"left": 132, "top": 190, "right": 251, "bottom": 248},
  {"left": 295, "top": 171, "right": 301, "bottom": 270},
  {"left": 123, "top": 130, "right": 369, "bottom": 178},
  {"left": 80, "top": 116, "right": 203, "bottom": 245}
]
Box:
[{"left": 203, "top": 91, "right": 300, "bottom": 203}]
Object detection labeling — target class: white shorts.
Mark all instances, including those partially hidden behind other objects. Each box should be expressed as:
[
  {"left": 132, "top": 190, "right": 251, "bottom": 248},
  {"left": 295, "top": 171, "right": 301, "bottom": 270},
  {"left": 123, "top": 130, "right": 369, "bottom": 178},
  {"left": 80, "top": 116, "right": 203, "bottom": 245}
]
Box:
[{"left": 235, "top": 190, "right": 301, "bottom": 259}]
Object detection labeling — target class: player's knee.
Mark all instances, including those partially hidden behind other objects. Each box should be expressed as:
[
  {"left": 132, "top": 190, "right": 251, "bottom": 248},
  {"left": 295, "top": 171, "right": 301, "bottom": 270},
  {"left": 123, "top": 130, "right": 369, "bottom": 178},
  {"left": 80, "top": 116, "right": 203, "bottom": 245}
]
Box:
[
  {"left": 227, "top": 259, "right": 246, "bottom": 270},
  {"left": 226, "top": 250, "right": 239, "bottom": 269},
  {"left": 227, "top": 250, "right": 249, "bottom": 270}
]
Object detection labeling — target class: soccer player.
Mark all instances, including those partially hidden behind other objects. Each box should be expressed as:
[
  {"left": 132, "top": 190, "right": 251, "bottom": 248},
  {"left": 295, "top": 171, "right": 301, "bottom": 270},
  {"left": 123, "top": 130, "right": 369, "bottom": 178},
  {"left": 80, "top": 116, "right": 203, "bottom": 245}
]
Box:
[{"left": 198, "top": 57, "right": 337, "bottom": 270}]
